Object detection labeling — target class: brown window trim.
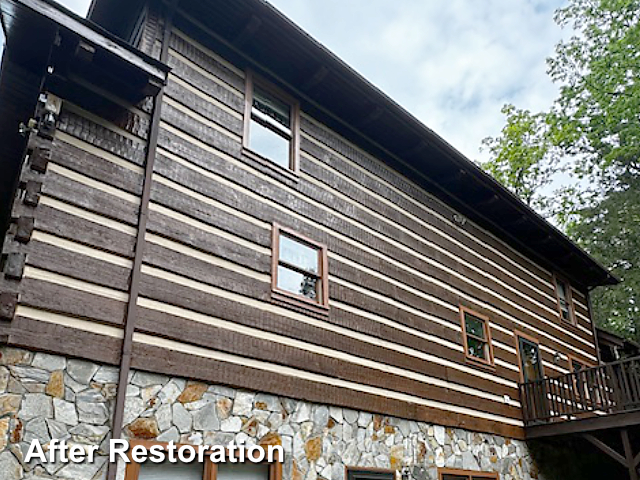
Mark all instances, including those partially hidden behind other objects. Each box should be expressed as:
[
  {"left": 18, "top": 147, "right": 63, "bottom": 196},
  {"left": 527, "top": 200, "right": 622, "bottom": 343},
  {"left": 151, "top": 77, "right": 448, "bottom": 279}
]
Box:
[
  {"left": 271, "top": 223, "right": 329, "bottom": 314},
  {"left": 438, "top": 468, "right": 498, "bottom": 479},
  {"left": 514, "top": 330, "right": 545, "bottom": 384},
  {"left": 124, "top": 440, "right": 283, "bottom": 480},
  {"left": 242, "top": 70, "right": 301, "bottom": 179},
  {"left": 552, "top": 272, "right": 576, "bottom": 326},
  {"left": 345, "top": 466, "right": 397, "bottom": 480},
  {"left": 459, "top": 306, "right": 495, "bottom": 369}
]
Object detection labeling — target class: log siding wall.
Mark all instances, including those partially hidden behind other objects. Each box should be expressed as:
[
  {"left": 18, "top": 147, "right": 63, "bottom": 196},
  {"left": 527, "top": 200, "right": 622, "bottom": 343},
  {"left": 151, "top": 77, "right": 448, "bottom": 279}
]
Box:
[{"left": 0, "top": 13, "right": 599, "bottom": 440}]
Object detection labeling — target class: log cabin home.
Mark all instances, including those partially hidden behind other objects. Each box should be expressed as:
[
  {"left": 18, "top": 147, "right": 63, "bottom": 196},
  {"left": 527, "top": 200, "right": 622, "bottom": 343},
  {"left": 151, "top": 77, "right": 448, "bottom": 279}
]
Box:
[{"left": 0, "top": 0, "right": 638, "bottom": 479}]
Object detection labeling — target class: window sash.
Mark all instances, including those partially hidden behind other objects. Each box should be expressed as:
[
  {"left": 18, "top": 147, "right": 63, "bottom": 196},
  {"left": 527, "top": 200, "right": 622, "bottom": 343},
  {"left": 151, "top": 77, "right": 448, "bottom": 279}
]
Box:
[
  {"left": 251, "top": 107, "right": 292, "bottom": 138},
  {"left": 460, "top": 308, "right": 493, "bottom": 366},
  {"left": 271, "top": 225, "right": 329, "bottom": 310}
]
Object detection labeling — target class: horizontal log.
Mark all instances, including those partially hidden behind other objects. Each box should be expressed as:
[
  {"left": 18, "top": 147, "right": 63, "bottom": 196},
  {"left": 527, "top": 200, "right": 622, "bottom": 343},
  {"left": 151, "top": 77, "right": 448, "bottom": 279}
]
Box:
[
  {"left": 19, "top": 278, "right": 127, "bottom": 327},
  {"left": 7, "top": 316, "right": 121, "bottom": 366}
]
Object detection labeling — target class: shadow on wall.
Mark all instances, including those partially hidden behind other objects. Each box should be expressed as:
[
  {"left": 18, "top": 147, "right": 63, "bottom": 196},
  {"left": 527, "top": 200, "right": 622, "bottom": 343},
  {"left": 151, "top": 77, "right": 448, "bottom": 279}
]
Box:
[{"left": 528, "top": 434, "right": 630, "bottom": 480}]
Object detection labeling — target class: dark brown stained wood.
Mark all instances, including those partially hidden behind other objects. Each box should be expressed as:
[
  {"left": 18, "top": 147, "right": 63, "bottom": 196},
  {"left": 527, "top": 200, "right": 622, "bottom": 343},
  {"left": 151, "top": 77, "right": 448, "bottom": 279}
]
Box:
[
  {"left": 23, "top": 180, "right": 42, "bottom": 206},
  {"left": 0, "top": 293, "right": 18, "bottom": 320},
  {"left": 9, "top": 316, "right": 121, "bottom": 365},
  {"left": 140, "top": 220, "right": 524, "bottom": 384},
  {"left": 141, "top": 241, "right": 270, "bottom": 300},
  {"left": 164, "top": 81, "right": 243, "bottom": 136},
  {"left": 150, "top": 146, "right": 596, "bottom": 355},
  {"left": 50, "top": 138, "right": 144, "bottom": 195},
  {"left": 300, "top": 143, "right": 560, "bottom": 312},
  {"left": 148, "top": 181, "right": 595, "bottom": 365},
  {"left": 18, "top": 203, "right": 136, "bottom": 258},
  {"left": 15, "top": 217, "right": 35, "bottom": 243},
  {"left": 3, "top": 253, "right": 26, "bottom": 280},
  {"left": 166, "top": 53, "right": 244, "bottom": 115},
  {"left": 133, "top": 308, "right": 521, "bottom": 418},
  {"left": 22, "top": 240, "right": 132, "bottom": 292},
  {"left": 159, "top": 102, "right": 241, "bottom": 156},
  {"left": 19, "top": 278, "right": 127, "bottom": 326},
  {"left": 170, "top": 31, "right": 245, "bottom": 93},
  {"left": 132, "top": 342, "right": 525, "bottom": 439},
  {"left": 58, "top": 109, "right": 147, "bottom": 166},
  {"left": 155, "top": 110, "right": 581, "bottom": 336},
  {"left": 29, "top": 146, "right": 51, "bottom": 173},
  {"left": 41, "top": 170, "right": 140, "bottom": 226},
  {"left": 146, "top": 208, "right": 268, "bottom": 269},
  {"left": 300, "top": 117, "right": 553, "bottom": 286},
  {"left": 137, "top": 274, "right": 519, "bottom": 398}
]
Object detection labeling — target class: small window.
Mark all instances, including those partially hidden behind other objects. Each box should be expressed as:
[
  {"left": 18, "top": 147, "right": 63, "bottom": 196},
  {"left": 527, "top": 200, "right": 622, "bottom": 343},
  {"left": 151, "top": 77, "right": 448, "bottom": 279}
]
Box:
[
  {"left": 439, "top": 469, "right": 498, "bottom": 480},
  {"left": 553, "top": 275, "right": 575, "bottom": 324},
  {"left": 243, "top": 71, "right": 300, "bottom": 173},
  {"left": 272, "top": 225, "right": 328, "bottom": 311},
  {"left": 125, "top": 442, "right": 281, "bottom": 480},
  {"left": 460, "top": 307, "right": 494, "bottom": 366},
  {"left": 346, "top": 468, "right": 395, "bottom": 480}
]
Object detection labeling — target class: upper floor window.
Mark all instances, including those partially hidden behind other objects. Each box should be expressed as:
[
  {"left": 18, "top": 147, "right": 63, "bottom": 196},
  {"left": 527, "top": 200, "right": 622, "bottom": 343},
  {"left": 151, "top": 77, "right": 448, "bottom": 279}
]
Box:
[
  {"left": 243, "top": 71, "right": 300, "bottom": 173},
  {"left": 553, "top": 275, "right": 575, "bottom": 324},
  {"left": 272, "top": 225, "right": 328, "bottom": 311},
  {"left": 460, "top": 307, "right": 494, "bottom": 367}
]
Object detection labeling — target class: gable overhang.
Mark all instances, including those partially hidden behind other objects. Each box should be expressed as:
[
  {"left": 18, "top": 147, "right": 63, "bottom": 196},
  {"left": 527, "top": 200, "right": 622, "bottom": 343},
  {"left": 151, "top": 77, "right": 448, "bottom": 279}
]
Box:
[
  {"left": 89, "top": 0, "right": 618, "bottom": 290},
  {"left": 0, "top": 0, "right": 170, "bottom": 247}
]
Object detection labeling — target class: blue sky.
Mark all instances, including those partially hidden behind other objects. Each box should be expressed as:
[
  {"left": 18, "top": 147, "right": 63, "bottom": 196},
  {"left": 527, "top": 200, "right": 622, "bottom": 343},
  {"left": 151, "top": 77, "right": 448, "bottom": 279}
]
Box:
[{"left": 35, "top": 0, "right": 568, "bottom": 162}]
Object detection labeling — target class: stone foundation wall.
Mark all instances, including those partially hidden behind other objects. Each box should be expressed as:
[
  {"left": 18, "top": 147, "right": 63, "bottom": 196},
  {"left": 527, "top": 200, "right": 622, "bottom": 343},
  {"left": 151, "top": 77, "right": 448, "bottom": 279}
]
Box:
[
  {"left": 0, "top": 347, "right": 118, "bottom": 480},
  {"left": 0, "top": 347, "right": 541, "bottom": 480}
]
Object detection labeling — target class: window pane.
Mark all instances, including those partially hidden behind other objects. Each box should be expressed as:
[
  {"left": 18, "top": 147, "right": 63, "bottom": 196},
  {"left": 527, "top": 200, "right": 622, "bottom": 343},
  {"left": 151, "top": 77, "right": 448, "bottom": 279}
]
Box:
[
  {"left": 442, "top": 475, "right": 468, "bottom": 480},
  {"left": 138, "top": 460, "right": 204, "bottom": 480},
  {"left": 465, "top": 314, "right": 486, "bottom": 340},
  {"left": 249, "top": 118, "right": 290, "bottom": 168},
  {"left": 467, "top": 337, "right": 487, "bottom": 360},
  {"left": 277, "top": 265, "right": 321, "bottom": 301},
  {"left": 217, "top": 462, "right": 270, "bottom": 480},
  {"left": 280, "top": 235, "right": 319, "bottom": 274},
  {"left": 556, "top": 280, "right": 567, "bottom": 301},
  {"left": 253, "top": 86, "right": 290, "bottom": 128}
]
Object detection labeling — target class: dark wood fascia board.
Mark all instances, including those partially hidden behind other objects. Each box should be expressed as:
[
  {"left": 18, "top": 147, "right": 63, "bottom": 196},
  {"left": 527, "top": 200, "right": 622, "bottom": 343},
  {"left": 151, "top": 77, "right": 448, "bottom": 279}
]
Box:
[{"left": 4, "top": 0, "right": 169, "bottom": 82}]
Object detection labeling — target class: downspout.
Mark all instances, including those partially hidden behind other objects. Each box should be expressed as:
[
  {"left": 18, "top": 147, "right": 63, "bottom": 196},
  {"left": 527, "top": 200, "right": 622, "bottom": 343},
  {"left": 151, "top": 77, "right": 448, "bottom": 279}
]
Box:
[{"left": 106, "top": 3, "right": 176, "bottom": 479}]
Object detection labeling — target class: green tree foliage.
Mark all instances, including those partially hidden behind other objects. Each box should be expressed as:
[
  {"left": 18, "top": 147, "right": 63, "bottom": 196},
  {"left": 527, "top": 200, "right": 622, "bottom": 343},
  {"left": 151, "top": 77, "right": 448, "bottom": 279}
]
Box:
[
  {"left": 480, "top": 105, "right": 559, "bottom": 210},
  {"left": 482, "top": 0, "right": 640, "bottom": 341}
]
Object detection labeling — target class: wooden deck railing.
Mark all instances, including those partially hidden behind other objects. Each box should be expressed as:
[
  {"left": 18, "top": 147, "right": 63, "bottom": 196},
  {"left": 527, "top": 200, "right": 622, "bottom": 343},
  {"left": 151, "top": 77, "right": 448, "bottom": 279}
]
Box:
[{"left": 519, "top": 356, "right": 640, "bottom": 426}]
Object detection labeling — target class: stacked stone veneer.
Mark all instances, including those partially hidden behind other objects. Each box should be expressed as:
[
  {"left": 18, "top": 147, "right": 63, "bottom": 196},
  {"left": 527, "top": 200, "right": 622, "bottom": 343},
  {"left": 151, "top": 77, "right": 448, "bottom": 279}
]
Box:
[{"left": 0, "top": 347, "right": 541, "bottom": 480}]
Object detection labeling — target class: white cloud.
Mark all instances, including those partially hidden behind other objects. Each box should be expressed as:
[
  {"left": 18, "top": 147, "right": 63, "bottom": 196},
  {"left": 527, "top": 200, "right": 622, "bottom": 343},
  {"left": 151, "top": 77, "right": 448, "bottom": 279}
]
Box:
[{"left": 57, "top": 0, "right": 565, "bottom": 162}]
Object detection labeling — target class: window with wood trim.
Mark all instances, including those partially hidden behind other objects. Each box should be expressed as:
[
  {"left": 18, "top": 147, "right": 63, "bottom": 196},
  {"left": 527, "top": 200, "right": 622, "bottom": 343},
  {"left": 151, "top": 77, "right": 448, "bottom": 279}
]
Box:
[
  {"left": 553, "top": 274, "right": 575, "bottom": 324},
  {"left": 125, "top": 442, "right": 282, "bottom": 480},
  {"left": 272, "top": 225, "right": 329, "bottom": 311},
  {"left": 460, "top": 307, "right": 494, "bottom": 366},
  {"left": 346, "top": 467, "right": 396, "bottom": 480},
  {"left": 438, "top": 469, "right": 498, "bottom": 480},
  {"left": 243, "top": 71, "right": 300, "bottom": 173}
]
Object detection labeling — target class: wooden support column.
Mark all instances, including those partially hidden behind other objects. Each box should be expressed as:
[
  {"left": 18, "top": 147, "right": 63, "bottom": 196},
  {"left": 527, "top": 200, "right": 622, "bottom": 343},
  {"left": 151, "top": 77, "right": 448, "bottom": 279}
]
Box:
[
  {"left": 105, "top": 4, "right": 176, "bottom": 480},
  {"left": 622, "top": 429, "right": 639, "bottom": 480},
  {"left": 583, "top": 431, "right": 640, "bottom": 480}
]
